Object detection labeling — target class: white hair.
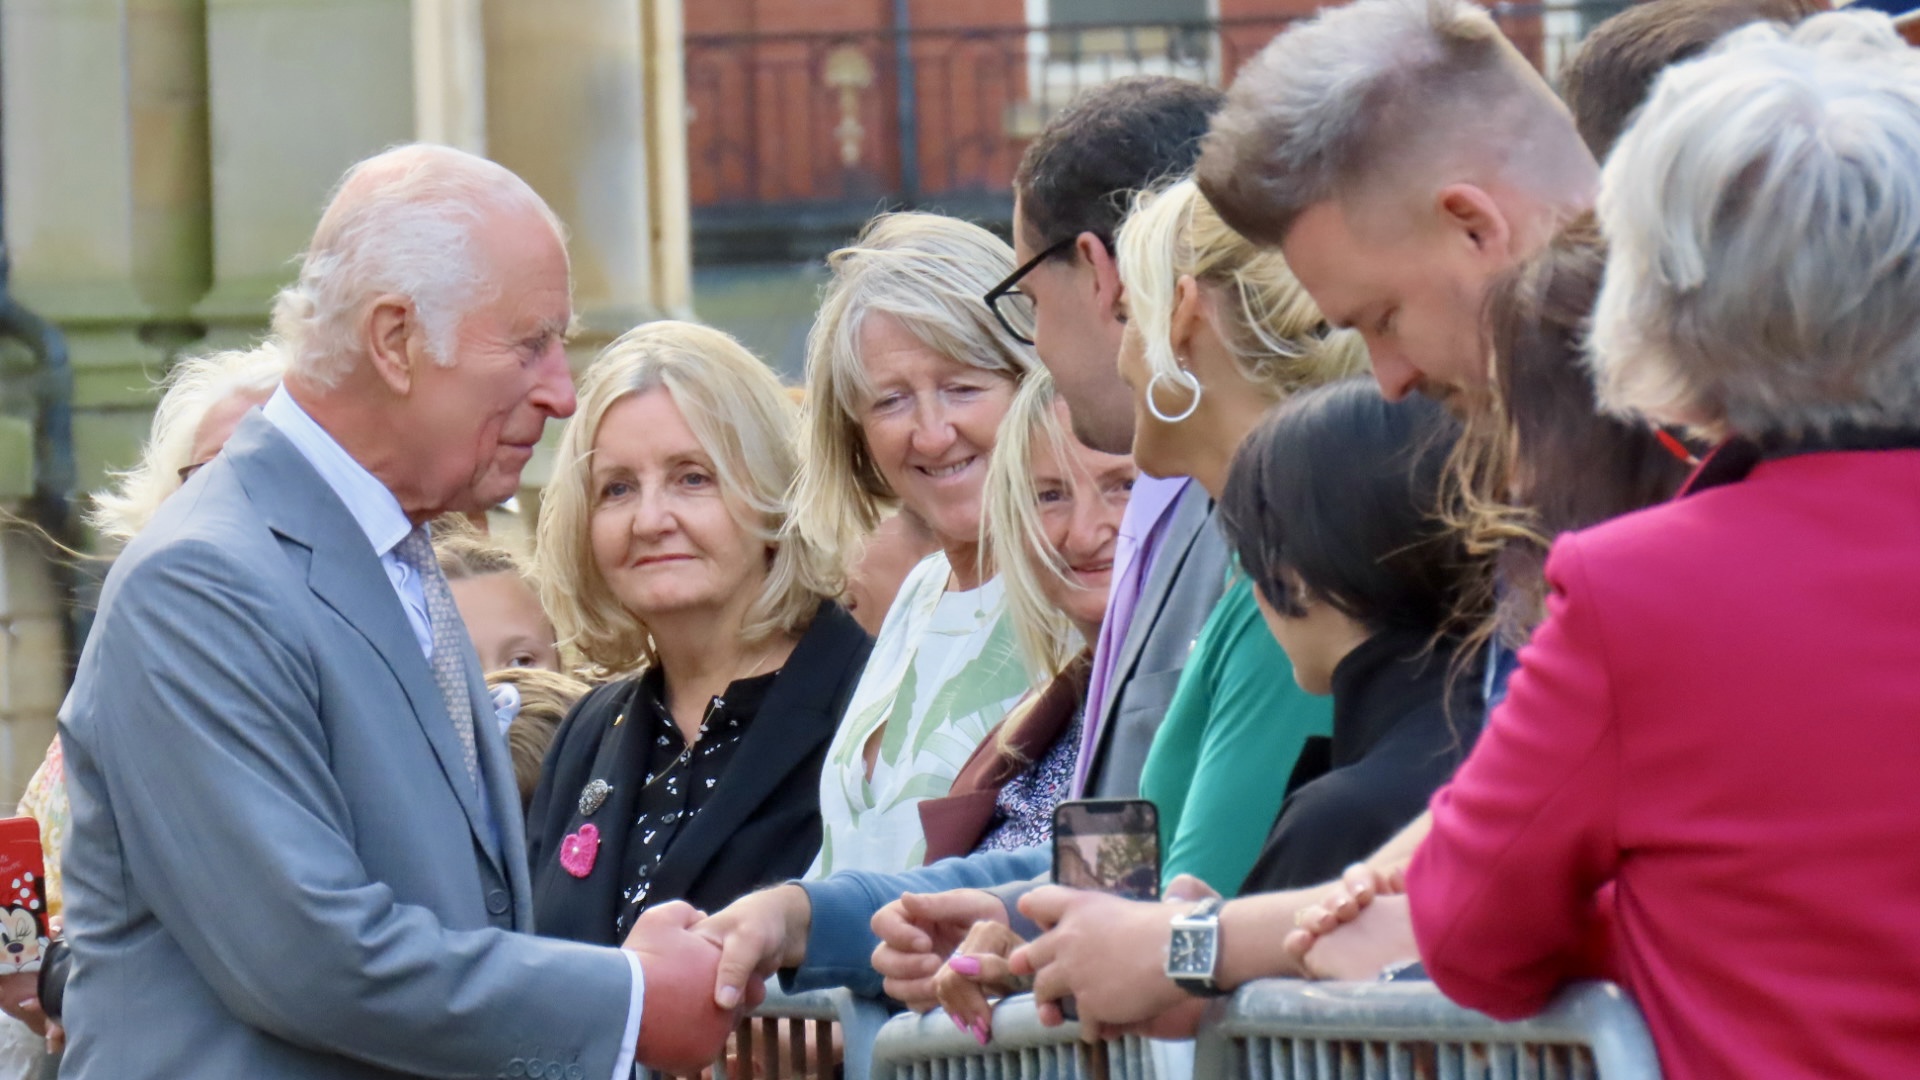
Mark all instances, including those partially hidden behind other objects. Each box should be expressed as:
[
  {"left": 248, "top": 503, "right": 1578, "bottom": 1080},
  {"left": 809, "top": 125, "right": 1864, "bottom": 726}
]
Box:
[
  {"left": 1590, "top": 10, "right": 1920, "bottom": 438},
  {"left": 270, "top": 143, "right": 567, "bottom": 390},
  {"left": 88, "top": 341, "right": 286, "bottom": 544},
  {"left": 1196, "top": 0, "right": 1587, "bottom": 245}
]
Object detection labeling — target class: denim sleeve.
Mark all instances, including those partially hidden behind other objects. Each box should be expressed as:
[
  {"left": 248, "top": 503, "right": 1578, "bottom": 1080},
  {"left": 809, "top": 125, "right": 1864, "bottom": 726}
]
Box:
[{"left": 784, "top": 847, "right": 1050, "bottom": 998}]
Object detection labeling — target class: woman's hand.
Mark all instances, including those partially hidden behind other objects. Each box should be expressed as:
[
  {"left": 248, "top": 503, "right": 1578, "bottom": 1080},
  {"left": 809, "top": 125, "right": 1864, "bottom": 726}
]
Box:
[
  {"left": 870, "top": 890, "right": 1008, "bottom": 1012},
  {"left": 1297, "top": 894, "right": 1418, "bottom": 981},
  {"left": 1281, "top": 861, "right": 1403, "bottom": 962},
  {"left": 932, "top": 920, "right": 1031, "bottom": 1043}
]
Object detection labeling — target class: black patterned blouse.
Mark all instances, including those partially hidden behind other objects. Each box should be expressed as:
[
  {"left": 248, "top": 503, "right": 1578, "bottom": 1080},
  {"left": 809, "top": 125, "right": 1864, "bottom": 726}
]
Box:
[{"left": 613, "top": 666, "right": 778, "bottom": 936}]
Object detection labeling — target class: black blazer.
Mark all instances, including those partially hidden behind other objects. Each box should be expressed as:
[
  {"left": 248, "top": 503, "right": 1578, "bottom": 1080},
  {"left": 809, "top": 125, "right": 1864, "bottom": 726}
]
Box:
[{"left": 527, "top": 601, "right": 872, "bottom": 945}]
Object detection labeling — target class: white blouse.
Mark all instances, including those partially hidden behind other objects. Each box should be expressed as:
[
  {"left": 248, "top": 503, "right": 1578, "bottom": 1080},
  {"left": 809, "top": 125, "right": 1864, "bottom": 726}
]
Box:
[{"left": 809, "top": 552, "right": 1035, "bottom": 876}]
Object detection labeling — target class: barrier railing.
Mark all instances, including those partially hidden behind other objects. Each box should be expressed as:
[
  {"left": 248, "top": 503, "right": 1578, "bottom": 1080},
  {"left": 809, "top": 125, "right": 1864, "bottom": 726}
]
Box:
[
  {"left": 871, "top": 994, "right": 1162, "bottom": 1080},
  {"left": 646, "top": 986, "right": 890, "bottom": 1080},
  {"left": 1193, "top": 980, "right": 1662, "bottom": 1080}
]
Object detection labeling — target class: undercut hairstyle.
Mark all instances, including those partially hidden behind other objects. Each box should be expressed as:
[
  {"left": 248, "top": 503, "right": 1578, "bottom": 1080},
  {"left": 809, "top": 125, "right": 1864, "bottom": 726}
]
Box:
[
  {"left": 793, "top": 212, "right": 1040, "bottom": 566},
  {"left": 271, "top": 144, "right": 568, "bottom": 390},
  {"left": 1013, "top": 75, "right": 1224, "bottom": 253},
  {"left": 1562, "top": 0, "right": 1826, "bottom": 160},
  {"left": 1221, "top": 378, "right": 1476, "bottom": 637},
  {"left": 983, "top": 370, "right": 1083, "bottom": 681},
  {"left": 1116, "top": 178, "right": 1368, "bottom": 405},
  {"left": 88, "top": 341, "right": 286, "bottom": 545},
  {"left": 536, "top": 321, "right": 836, "bottom": 676},
  {"left": 1591, "top": 11, "right": 1920, "bottom": 439},
  {"left": 1196, "top": 0, "right": 1592, "bottom": 245}
]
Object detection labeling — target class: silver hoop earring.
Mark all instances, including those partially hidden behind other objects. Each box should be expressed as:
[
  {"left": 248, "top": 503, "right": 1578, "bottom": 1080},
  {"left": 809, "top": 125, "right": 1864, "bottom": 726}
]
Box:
[{"left": 1146, "top": 368, "right": 1202, "bottom": 424}]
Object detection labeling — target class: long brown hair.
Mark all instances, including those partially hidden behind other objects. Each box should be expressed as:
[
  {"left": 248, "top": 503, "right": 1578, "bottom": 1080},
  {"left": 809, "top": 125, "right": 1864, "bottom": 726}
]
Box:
[{"left": 1448, "top": 217, "right": 1693, "bottom": 652}]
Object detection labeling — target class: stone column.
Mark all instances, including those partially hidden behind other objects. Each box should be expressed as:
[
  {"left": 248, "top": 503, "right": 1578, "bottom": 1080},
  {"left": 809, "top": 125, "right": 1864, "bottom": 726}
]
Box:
[
  {"left": 484, "top": 0, "right": 671, "bottom": 344},
  {"left": 195, "top": 0, "right": 417, "bottom": 345},
  {"left": 3, "top": 0, "right": 214, "bottom": 500}
]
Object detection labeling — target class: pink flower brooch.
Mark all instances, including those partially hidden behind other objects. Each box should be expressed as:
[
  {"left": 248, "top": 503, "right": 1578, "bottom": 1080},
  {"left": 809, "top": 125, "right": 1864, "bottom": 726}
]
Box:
[{"left": 559, "top": 823, "right": 600, "bottom": 878}]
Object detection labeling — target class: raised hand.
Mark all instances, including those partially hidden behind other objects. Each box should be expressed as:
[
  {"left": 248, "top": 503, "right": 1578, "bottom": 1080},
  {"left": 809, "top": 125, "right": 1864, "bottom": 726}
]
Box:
[{"left": 870, "top": 889, "right": 1007, "bottom": 1011}]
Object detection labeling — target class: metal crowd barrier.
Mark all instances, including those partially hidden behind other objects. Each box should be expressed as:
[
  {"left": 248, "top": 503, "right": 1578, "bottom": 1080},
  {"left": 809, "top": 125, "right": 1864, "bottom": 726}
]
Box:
[
  {"left": 646, "top": 986, "right": 892, "bottom": 1080},
  {"left": 871, "top": 995, "right": 1162, "bottom": 1080},
  {"left": 1192, "top": 980, "right": 1662, "bottom": 1080}
]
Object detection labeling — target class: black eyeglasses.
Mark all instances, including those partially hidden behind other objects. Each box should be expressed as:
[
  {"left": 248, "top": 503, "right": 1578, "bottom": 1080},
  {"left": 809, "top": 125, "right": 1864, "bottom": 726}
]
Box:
[{"left": 984, "top": 237, "right": 1074, "bottom": 347}]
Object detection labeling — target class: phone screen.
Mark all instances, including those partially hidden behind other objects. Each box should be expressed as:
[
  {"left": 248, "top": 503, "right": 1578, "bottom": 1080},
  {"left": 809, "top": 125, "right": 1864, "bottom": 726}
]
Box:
[{"left": 1051, "top": 799, "right": 1160, "bottom": 901}]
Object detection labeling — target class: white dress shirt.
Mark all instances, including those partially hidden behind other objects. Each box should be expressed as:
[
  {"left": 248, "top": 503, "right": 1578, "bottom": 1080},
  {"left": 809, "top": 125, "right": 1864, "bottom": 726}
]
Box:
[{"left": 262, "top": 387, "right": 646, "bottom": 1079}]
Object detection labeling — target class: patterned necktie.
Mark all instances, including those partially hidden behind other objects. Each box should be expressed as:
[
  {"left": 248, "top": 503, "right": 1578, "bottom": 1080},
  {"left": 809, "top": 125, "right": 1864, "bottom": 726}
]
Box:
[{"left": 392, "top": 528, "right": 480, "bottom": 792}]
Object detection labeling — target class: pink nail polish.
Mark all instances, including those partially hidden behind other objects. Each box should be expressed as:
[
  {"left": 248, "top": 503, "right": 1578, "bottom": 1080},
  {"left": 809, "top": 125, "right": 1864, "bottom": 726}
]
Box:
[
  {"left": 973, "top": 1022, "right": 991, "bottom": 1045},
  {"left": 951, "top": 1013, "right": 966, "bottom": 1032},
  {"left": 948, "top": 955, "right": 982, "bottom": 976}
]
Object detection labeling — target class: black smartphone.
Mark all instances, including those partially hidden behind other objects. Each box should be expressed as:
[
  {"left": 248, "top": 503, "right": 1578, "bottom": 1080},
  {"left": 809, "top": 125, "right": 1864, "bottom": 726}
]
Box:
[{"left": 1051, "top": 798, "right": 1161, "bottom": 901}]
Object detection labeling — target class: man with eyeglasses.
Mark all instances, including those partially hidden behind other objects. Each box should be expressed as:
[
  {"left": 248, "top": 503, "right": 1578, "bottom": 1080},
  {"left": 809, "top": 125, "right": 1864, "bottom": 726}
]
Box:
[{"left": 695, "top": 74, "right": 1238, "bottom": 1015}]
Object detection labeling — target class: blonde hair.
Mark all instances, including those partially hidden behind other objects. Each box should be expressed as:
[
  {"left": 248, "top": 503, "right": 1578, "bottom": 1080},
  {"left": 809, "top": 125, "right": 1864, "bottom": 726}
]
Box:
[
  {"left": 535, "top": 321, "right": 836, "bottom": 675},
  {"left": 488, "top": 666, "right": 593, "bottom": 810},
  {"left": 792, "top": 212, "right": 1042, "bottom": 569},
  {"left": 432, "top": 516, "right": 531, "bottom": 581},
  {"left": 88, "top": 341, "right": 286, "bottom": 544},
  {"left": 984, "top": 370, "right": 1083, "bottom": 682},
  {"left": 1118, "top": 178, "right": 1368, "bottom": 404}
]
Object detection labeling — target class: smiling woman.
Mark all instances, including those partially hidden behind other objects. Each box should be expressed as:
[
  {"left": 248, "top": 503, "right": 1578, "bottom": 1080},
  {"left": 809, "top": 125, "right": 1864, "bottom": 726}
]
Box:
[
  {"left": 524, "top": 321, "right": 874, "bottom": 939},
  {"left": 794, "top": 212, "right": 1048, "bottom": 876}
]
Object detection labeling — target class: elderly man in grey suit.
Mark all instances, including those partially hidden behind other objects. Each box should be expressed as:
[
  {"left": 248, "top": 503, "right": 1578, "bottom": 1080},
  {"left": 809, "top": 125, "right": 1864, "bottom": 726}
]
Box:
[{"left": 58, "top": 144, "right": 750, "bottom": 1079}]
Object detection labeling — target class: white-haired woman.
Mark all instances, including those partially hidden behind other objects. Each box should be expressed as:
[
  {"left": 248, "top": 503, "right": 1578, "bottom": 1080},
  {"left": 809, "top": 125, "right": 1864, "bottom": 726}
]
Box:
[
  {"left": 1407, "top": 15, "right": 1920, "bottom": 1078},
  {"left": 2, "top": 341, "right": 284, "bottom": 1065},
  {"left": 799, "top": 213, "right": 1045, "bottom": 877},
  {"left": 526, "top": 321, "right": 872, "bottom": 942}
]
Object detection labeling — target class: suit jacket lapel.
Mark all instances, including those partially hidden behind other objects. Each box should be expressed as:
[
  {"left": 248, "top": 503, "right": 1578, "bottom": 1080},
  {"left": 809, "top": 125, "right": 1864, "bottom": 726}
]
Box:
[
  {"left": 644, "top": 604, "right": 863, "bottom": 903},
  {"left": 1095, "top": 484, "right": 1214, "bottom": 738},
  {"left": 229, "top": 416, "right": 503, "bottom": 872}
]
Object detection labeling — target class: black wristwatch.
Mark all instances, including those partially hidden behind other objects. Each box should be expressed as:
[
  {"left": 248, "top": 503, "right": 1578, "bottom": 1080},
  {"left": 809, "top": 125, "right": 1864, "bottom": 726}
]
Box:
[{"left": 1166, "top": 897, "right": 1230, "bottom": 997}]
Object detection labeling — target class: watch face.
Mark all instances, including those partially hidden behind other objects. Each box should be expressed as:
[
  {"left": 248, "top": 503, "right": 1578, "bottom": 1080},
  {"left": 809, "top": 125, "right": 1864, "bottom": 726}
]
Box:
[{"left": 1168, "top": 927, "right": 1216, "bottom": 976}]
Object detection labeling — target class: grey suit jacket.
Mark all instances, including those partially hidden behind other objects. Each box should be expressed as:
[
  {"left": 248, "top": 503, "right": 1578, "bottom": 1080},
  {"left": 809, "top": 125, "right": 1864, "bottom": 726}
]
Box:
[
  {"left": 1079, "top": 479, "right": 1230, "bottom": 800},
  {"left": 59, "top": 415, "right": 633, "bottom": 1080}
]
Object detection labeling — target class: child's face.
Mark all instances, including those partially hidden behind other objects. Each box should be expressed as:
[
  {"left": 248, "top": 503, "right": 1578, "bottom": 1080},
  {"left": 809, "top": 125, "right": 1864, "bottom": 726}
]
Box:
[{"left": 448, "top": 571, "right": 562, "bottom": 674}]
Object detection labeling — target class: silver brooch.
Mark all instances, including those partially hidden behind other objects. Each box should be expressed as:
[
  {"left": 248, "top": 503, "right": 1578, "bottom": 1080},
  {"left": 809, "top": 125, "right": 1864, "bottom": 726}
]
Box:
[{"left": 578, "top": 779, "right": 613, "bottom": 816}]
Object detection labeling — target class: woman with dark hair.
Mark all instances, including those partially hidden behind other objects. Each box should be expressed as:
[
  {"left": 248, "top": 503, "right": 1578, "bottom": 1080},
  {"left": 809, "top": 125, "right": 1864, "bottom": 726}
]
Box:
[{"left": 1222, "top": 379, "right": 1488, "bottom": 893}]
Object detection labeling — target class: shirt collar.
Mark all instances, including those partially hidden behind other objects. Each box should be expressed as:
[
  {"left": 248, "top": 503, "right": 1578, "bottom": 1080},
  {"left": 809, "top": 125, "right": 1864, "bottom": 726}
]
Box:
[{"left": 262, "top": 385, "right": 416, "bottom": 559}]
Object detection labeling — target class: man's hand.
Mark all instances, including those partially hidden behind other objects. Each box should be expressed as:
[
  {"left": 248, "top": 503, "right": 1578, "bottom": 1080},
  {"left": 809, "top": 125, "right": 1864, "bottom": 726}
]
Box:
[
  {"left": 693, "top": 885, "right": 811, "bottom": 1010},
  {"left": 1007, "top": 887, "right": 1192, "bottom": 1029},
  {"left": 1297, "top": 894, "right": 1418, "bottom": 981},
  {"left": 871, "top": 890, "right": 1008, "bottom": 1011},
  {"left": 626, "top": 901, "right": 762, "bottom": 1075}
]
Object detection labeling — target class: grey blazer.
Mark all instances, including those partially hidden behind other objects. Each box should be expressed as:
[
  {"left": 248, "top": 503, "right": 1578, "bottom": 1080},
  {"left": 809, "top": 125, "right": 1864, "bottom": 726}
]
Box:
[
  {"left": 1080, "top": 480, "right": 1230, "bottom": 800},
  {"left": 59, "top": 415, "right": 633, "bottom": 1080}
]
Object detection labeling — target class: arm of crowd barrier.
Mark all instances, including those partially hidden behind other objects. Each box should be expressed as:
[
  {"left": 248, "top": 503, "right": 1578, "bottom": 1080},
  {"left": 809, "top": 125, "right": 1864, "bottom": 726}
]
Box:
[
  {"left": 644, "top": 985, "right": 892, "bottom": 1080},
  {"left": 1191, "top": 979, "right": 1661, "bottom": 1080},
  {"left": 871, "top": 994, "right": 1162, "bottom": 1080}
]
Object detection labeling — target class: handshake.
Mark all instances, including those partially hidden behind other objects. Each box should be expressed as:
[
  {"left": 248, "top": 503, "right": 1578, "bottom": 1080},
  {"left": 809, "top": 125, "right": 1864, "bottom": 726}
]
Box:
[{"left": 622, "top": 902, "right": 771, "bottom": 1075}]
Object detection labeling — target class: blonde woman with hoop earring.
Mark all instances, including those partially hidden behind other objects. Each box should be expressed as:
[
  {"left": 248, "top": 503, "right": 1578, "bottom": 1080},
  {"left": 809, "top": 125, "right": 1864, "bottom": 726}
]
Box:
[{"left": 1110, "top": 177, "right": 1370, "bottom": 894}]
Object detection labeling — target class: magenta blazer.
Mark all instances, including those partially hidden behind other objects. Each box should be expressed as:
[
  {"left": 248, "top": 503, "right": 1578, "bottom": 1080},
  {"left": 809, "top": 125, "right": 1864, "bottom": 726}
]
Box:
[{"left": 1410, "top": 446, "right": 1920, "bottom": 1080}]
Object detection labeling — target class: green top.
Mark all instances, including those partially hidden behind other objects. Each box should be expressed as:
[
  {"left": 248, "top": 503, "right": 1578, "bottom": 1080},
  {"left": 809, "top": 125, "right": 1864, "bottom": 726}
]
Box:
[{"left": 1139, "top": 574, "right": 1333, "bottom": 896}]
